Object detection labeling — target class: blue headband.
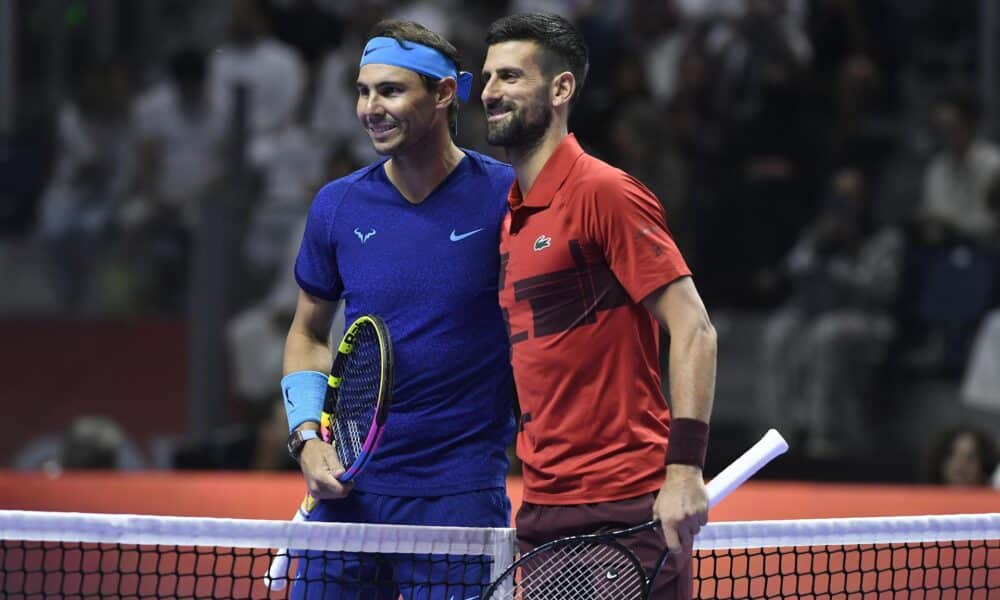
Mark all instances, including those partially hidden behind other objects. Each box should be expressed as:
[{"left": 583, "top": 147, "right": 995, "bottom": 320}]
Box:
[{"left": 360, "top": 36, "right": 473, "bottom": 102}]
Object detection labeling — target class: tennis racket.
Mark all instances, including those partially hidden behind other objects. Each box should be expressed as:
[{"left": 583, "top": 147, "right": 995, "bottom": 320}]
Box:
[
  {"left": 265, "top": 314, "right": 394, "bottom": 591},
  {"left": 481, "top": 428, "right": 789, "bottom": 600}
]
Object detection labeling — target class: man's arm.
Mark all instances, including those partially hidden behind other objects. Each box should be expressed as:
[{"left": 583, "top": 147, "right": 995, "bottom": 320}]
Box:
[
  {"left": 284, "top": 289, "right": 353, "bottom": 499},
  {"left": 284, "top": 289, "right": 336, "bottom": 375},
  {"left": 641, "top": 276, "right": 717, "bottom": 555}
]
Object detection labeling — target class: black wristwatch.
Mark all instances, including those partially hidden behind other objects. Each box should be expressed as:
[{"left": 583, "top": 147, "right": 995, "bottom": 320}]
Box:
[{"left": 287, "top": 429, "right": 321, "bottom": 461}]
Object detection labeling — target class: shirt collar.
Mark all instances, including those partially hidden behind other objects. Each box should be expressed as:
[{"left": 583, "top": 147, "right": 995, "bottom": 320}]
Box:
[{"left": 508, "top": 134, "right": 585, "bottom": 209}]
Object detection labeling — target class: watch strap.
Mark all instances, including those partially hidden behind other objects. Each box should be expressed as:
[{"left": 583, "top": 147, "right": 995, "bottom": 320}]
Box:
[{"left": 288, "top": 429, "right": 321, "bottom": 460}]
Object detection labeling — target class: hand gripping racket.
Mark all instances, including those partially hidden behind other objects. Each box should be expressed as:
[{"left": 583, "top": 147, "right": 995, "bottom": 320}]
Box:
[
  {"left": 482, "top": 428, "right": 789, "bottom": 600},
  {"left": 265, "top": 315, "right": 394, "bottom": 591}
]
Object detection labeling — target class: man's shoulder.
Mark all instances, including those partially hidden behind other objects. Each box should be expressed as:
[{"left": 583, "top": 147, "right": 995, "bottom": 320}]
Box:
[
  {"left": 462, "top": 149, "right": 515, "bottom": 180},
  {"left": 314, "top": 159, "right": 388, "bottom": 202},
  {"left": 568, "top": 152, "right": 636, "bottom": 194}
]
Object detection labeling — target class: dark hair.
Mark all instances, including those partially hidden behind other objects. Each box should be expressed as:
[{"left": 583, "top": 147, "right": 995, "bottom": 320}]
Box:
[
  {"left": 485, "top": 13, "right": 590, "bottom": 105},
  {"left": 60, "top": 416, "right": 126, "bottom": 470},
  {"left": 168, "top": 47, "right": 207, "bottom": 84},
  {"left": 923, "top": 426, "right": 998, "bottom": 485},
  {"left": 367, "top": 19, "right": 461, "bottom": 131}
]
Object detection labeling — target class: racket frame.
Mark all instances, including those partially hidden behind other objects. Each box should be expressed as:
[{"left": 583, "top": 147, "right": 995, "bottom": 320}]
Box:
[
  {"left": 482, "top": 429, "right": 789, "bottom": 600},
  {"left": 324, "top": 314, "right": 394, "bottom": 482}
]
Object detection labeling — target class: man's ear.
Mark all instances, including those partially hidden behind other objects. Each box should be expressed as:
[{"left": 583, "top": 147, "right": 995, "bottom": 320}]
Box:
[
  {"left": 437, "top": 77, "right": 458, "bottom": 109},
  {"left": 551, "top": 71, "right": 575, "bottom": 108}
]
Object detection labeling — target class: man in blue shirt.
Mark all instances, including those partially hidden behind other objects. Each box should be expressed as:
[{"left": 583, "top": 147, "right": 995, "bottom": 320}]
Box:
[{"left": 280, "top": 19, "right": 515, "bottom": 600}]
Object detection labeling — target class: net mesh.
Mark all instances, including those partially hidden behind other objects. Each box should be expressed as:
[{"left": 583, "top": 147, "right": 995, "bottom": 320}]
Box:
[
  {"left": 0, "top": 511, "right": 514, "bottom": 599},
  {"left": 693, "top": 514, "right": 1000, "bottom": 599},
  {"left": 1, "top": 510, "right": 997, "bottom": 599}
]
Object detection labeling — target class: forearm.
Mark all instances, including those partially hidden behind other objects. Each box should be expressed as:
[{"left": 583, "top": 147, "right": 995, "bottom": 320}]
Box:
[
  {"left": 283, "top": 324, "right": 333, "bottom": 375},
  {"left": 282, "top": 291, "right": 337, "bottom": 432},
  {"left": 667, "top": 315, "right": 716, "bottom": 423}
]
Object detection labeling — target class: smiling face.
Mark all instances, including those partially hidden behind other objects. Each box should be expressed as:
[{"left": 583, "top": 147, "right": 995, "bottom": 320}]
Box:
[
  {"left": 481, "top": 40, "right": 554, "bottom": 150},
  {"left": 356, "top": 63, "right": 440, "bottom": 157}
]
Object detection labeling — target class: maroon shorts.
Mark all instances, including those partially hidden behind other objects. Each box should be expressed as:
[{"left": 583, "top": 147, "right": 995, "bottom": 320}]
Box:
[{"left": 516, "top": 493, "right": 693, "bottom": 600}]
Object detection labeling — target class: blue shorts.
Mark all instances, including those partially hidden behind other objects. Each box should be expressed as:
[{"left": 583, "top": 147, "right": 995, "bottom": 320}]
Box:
[{"left": 291, "top": 488, "right": 510, "bottom": 600}]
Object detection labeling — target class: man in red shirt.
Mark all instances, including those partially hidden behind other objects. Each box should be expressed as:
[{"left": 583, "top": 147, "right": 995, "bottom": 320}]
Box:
[{"left": 481, "top": 13, "right": 718, "bottom": 599}]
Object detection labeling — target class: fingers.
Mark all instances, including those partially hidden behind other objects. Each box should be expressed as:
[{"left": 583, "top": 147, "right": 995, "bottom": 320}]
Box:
[
  {"left": 654, "top": 489, "right": 708, "bottom": 555},
  {"left": 659, "top": 512, "right": 702, "bottom": 554},
  {"left": 308, "top": 467, "right": 354, "bottom": 500},
  {"left": 660, "top": 519, "right": 683, "bottom": 554},
  {"left": 300, "top": 443, "right": 354, "bottom": 500}
]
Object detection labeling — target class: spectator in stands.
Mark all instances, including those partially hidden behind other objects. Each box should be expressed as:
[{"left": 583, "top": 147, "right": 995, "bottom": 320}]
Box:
[
  {"left": 758, "top": 168, "right": 905, "bottom": 458},
  {"left": 124, "top": 46, "right": 228, "bottom": 312},
  {"left": 903, "top": 90, "right": 1000, "bottom": 371},
  {"left": 171, "top": 398, "right": 299, "bottom": 471},
  {"left": 959, "top": 174, "right": 1000, "bottom": 413},
  {"left": 35, "top": 61, "right": 132, "bottom": 311},
  {"left": 129, "top": 47, "right": 227, "bottom": 232},
  {"left": 59, "top": 416, "right": 132, "bottom": 470},
  {"left": 923, "top": 426, "right": 999, "bottom": 488},
  {"left": 11, "top": 416, "right": 145, "bottom": 471},
  {"left": 208, "top": 0, "right": 315, "bottom": 292},
  {"left": 692, "top": 0, "right": 821, "bottom": 305},
  {"left": 241, "top": 108, "right": 325, "bottom": 285},
  {"left": 210, "top": 0, "right": 307, "bottom": 145},
  {"left": 918, "top": 89, "right": 1000, "bottom": 246}
]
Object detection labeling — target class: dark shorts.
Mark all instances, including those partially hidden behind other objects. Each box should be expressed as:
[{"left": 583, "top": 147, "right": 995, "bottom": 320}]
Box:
[{"left": 516, "top": 493, "right": 693, "bottom": 600}]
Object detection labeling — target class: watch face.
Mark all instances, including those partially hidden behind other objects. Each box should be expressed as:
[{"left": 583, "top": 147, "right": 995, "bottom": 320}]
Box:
[{"left": 287, "top": 432, "right": 302, "bottom": 456}]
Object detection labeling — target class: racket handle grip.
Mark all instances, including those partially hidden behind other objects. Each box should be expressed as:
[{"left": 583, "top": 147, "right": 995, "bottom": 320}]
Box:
[
  {"left": 705, "top": 428, "right": 788, "bottom": 508},
  {"left": 265, "top": 501, "right": 311, "bottom": 591}
]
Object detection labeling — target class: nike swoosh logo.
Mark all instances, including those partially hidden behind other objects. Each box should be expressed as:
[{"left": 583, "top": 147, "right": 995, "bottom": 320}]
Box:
[
  {"left": 364, "top": 44, "right": 391, "bottom": 56},
  {"left": 450, "top": 228, "right": 484, "bottom": 242}
]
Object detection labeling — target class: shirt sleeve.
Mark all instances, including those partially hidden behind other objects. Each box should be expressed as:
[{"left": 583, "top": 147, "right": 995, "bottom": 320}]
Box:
[
  {"left": 293, "top": 183, "right": 345, "bottom": 301},
  {"left": 584, "top": 171, "right": 691, "bottom": 304}
]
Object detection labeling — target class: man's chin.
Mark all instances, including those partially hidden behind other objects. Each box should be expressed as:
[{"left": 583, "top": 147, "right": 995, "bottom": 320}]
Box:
[
  {"left": 370, "top": 138, "right": 401, "bottom": 156},
  {"left": 486, "top": 126, "right": 515, "bottom": 147}
]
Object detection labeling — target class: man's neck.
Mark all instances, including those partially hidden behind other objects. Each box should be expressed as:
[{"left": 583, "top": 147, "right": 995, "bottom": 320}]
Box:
[
  {"left": 507, "top": 122, "right": 569, "bottom": 197},
  {"left": 385, "top": 128, "right": 465, "bottom": 204}
]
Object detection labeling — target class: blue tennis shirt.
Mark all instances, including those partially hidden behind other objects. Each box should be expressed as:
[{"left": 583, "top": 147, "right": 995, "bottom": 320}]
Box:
[{"left": 294, "top": 150, "right": 516, "bottom": 496}]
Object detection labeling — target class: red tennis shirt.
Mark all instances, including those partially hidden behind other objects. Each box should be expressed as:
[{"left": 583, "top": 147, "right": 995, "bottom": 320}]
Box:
[{"left": 499, "top": 134, "right": 692, "bottom": 505}]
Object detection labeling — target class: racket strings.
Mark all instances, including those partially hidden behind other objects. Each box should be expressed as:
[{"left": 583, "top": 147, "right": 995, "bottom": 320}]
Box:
[
  {"left": 503, "top": 541, "right": 646, "bottom": 600},
  {"left": 332, "top": 324, "right": 383, "bottom": 466}
]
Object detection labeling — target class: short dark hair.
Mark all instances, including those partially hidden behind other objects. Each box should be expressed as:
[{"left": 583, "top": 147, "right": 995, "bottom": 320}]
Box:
[
  {"left": 367, "top": 19, "right": 461, "bottom": 131},
  {"left": 485, "top": 13, "right": 589, "bottom": 105}
]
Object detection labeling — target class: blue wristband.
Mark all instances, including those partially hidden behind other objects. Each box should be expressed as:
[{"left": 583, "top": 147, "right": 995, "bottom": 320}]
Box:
[{"left": 281, "top": 371, "right": 328, "bottom": 433}]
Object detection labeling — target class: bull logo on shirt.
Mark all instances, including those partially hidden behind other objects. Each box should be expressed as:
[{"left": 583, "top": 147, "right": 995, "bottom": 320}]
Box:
[{"left": 354, "top": 227, "right": 376, "bottom": 244}]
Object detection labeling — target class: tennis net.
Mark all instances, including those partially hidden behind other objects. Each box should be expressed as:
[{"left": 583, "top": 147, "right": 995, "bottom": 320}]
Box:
[
  {"left": 1, "top": 510, "right": 997, "bottom": 599},
  {"left": 694, "top": 512, "right": 999, "bottom": 599},
  {"left": 0, "top": 509, "right": 515, "bottom": 599}
]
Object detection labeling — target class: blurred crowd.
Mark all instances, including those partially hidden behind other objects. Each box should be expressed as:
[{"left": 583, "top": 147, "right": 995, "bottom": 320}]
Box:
[{"left": 2, "top": 0, "right": 999, "bottom": 482}]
